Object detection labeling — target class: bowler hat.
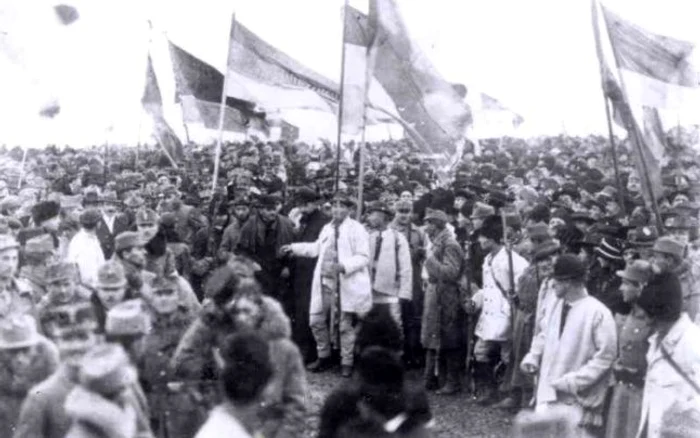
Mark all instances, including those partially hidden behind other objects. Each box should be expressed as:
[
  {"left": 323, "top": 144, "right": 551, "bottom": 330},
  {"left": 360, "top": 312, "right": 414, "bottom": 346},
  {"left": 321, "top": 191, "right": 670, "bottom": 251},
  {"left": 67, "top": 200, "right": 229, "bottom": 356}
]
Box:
[
  {"left": 637, "top": 272, "right": 683, "bottom": 322},
  {"left": 616, "top": 259, "right": 653, "bottom": 284},
  {"left": 533, "top": 240, "right": 562, "bottom": 262},
  {"left": 551, "top": 253, "right": 587, "bottom": 281},
  {"left": 0, "top": 315, "right": 40, "bottom": 349}
]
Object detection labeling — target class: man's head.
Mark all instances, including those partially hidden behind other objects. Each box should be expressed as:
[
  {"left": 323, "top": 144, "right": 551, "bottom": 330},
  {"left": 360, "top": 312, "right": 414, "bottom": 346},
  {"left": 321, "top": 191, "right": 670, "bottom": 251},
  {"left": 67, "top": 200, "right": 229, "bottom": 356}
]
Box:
[
  {"left": 45, "top": 262, "right": 80, "bottom": 304},
  {"left": 424, "top": 209, "right": 448, "bottom": 240},
  {"left": 150, "top": 277, "right": 180, "bottom": 315},
  {"left": 366, "top": 202, "right": 393, "bottom": 230},
  {"left": 331, "top": 196, "right": 355, "bottom": 223},
  {"left": 637, "top": 272, "right": 683, "bottom": 328},
  {"left": 79, "top": 208, "right": 102, "bottom": 233},
  {"left": 32, "top": 201, "right": 61, "bottom": 231},
  {"left": 24, "top": 234, "right": 56, "bottom": 266},
  {"left": 533, "top": 240, "right": 561, "bottom": 278},
  {"left": 650, "top": 236, "right": 685, "bottom": 274},
  {"left": 0, "top": 236, "right": 20, "bottom": 277},
  {"left": 135, "top": 209, "right": 159, "bottom": 240},
  {"left": 104, "top": 299, "right": 150, "bottom": 363},
  {"left": 393, "top": 200, "right": 413, "bottom": 226},
  {"left": 0, "top": 315, "right": 41, "bottom": 369},
  {"left": 96, "top": 261, "right": 127, "bottom": 310},
  {"left": 45, "top": 300, "right": 100, "bottom": 364},
  {"left": 99, "top": 192, "right": 119, "bottom": 217},
  {"left": 470, "top": 202, "right": 495, "bottom": 230},
  {"left": 616, "top": 259, "right": 653, "bottom": 303},
  {"left": 296, "top": 187, "right": 320, "bottom": 215},
  {"left": 256, "top": 195, "right": 279, "bottom": 223},
  {"left": 477, "top": 215, "right": 503, "bottom": 252},
  {"left": 115, "top": 231, "right": 147, "bottom": 269},
  {"left": 550, "top": 254, "right": 587, "bottom": 299}
]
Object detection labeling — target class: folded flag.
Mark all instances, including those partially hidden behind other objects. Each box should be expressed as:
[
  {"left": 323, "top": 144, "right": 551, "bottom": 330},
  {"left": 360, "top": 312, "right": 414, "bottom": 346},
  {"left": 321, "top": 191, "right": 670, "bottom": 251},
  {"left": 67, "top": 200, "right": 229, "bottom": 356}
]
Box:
[
  {"left": 142, "top": 54, "right": 184, "bottom": 161},
  {"left": 340, "top": 6, "right": 374, "bottom": 136}
]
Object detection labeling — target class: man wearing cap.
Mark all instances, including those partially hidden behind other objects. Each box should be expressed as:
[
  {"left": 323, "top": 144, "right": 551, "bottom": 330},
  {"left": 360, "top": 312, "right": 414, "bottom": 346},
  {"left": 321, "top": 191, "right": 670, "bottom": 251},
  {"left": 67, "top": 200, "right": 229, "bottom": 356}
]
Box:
[
  {"left": 391, "top": 198, "right": 429, "bottom": 369},
  {"left": 650, "top": 236, "right": 700, "bottom": 323},
  {"left": 289, "top": 188, "right": 330, "bottom": 364},
  {"left": 588, "top": 237, "right": 629, "bottom": 316},
  {"left": 282, "top": 194, "right": 371, "bottom": 377},
  {"left": 95, "top": 191, "right": 130, "bottom": 260},
  {"left": 91, "top": 260, "right": 131, "bottom": 331},
  {"left": 218, "top": 196, "right": 251, "bottom": 262},
  {"left": 421, "top": 208, "right": 466, "bottom": 395},
  {"left": 0, "top": 314, "right": 59, "bottom": 437},
  {"left": 18, "top": 234, "right": 57, "bottom": 302},
  {"left": 635, "top": 270, "right": 700, "bottom": 438},
  {"left": 159, "top": 185, "right": 208, "bottom": 245},
  {"left": 521, "top": 254, "right": 617, "bottom": 437},
  {"left": 0, "top": 235, "right": 36, "bottom": 320},
  {"left": 237, "top": 194, "right": 296, "bottom": 300},
  {"left": 467, "top": 202, "right": 496, "bottom": 289},
  {"left": 139, "top": 277, "right": 195, "bottom": 437},
  {"left": 366, "top": 201, "right": 412, "bottom": 331},
  {"left": 114, "top": 231, "right": 155, "bottom": 302},
  {"left": 66, "top": 209, "right": 106, "bottom": 288},
  {"left": 605, "top": 260, "right": 654, "bottom": 438},
  {"left": 134, "top": 208, "right": 159, "bottom": 241}
]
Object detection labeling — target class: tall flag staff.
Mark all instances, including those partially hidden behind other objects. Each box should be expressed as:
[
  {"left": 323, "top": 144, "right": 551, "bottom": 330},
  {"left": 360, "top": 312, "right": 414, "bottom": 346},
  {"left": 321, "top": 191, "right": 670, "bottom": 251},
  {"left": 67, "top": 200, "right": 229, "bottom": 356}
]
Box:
[
  {"left": 212, "top": 15, "right": 236, "bottom": 191},
  {"left": 334, "top": 0, "right": 350, "bottom": 194}
]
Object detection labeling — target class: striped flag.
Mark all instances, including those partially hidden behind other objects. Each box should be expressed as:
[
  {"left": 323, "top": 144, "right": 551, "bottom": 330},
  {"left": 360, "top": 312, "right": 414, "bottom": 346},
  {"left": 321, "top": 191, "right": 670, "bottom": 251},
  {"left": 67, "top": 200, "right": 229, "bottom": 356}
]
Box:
[
  {"left": 142, "top": 54, "right": 184, "bottom": 161},
  {"left": 368, "top": 0, "right": 471, "bottom": 154},
  {"left": 591, "top": 0, "right": 699, "bottom": 206}
]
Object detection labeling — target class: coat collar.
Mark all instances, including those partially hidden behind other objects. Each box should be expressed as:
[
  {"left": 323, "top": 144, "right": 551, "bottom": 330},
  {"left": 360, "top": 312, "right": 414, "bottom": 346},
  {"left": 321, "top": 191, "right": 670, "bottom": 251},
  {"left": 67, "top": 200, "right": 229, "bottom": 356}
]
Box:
[{"left": 649, "top": 313, "right": 692, "bottom": 351}]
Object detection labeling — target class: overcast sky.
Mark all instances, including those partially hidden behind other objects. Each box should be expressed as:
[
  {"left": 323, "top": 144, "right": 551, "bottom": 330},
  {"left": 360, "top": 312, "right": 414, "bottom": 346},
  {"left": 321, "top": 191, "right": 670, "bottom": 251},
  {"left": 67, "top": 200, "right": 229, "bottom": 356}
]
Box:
[{"left": 2, "top": 0, "right": 700, "bottom": 145}]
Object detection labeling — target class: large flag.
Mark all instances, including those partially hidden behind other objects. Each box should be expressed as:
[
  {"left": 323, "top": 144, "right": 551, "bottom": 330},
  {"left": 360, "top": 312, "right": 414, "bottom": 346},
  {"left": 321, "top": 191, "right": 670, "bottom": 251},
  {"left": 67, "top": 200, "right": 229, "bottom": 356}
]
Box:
[
  {"left": 367, "top": 0, "right": 471, "bottom": 154},
  {"left": 591, "top": 0, "right": 699, "bottom": 206},
  {"left": 142, "top": 54, "right": 184, "bottom": 161},
  {"left": 226, "top": 18, "right": 339, "bottom": 113},
  {"left": 169, "top": 42, "right": 268, "bottom": 134}
]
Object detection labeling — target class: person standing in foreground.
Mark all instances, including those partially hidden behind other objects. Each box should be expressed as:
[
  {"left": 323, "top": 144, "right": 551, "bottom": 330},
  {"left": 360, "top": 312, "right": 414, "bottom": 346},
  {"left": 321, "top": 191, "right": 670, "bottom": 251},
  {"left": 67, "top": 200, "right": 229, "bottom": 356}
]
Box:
[
  {"left": 635, "top": 271, "right": 700, "bottom": 438},
  {"left": 282, "top": 194, "right": 372, "bottom": 378},
  {"left": 521, "top": 254, "right": 617, "bottom": 438}
]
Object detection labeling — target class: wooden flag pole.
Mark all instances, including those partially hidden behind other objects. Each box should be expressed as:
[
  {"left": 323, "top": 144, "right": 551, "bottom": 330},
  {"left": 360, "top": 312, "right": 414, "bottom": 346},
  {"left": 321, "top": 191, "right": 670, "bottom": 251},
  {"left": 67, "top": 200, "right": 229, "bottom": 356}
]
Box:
[
  {"left": 212, "top": 14, "right": 236, "bottom": 191},
  {"left": 17, "top": 147, "right": 28, "bottom": 190},
  {"left": 603, "top": 97, "right": 628, "bottom": 217},
  {"left": 334, "top": 0, "right": 350, "bottom": 194}
]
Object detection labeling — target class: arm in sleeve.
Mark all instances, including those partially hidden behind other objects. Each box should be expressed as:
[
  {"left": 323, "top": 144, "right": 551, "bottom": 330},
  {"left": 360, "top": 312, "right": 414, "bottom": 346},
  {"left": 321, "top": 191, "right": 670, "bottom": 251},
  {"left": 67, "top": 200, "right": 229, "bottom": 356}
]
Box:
[
  {"left": 522, "top": 299, "right": 552, "bottom": 369},
  {"left": 555, "top": 308, "right": 618, "bottom": 393},
  {"left": 170, "top": 318, "right": 215, "bottom": 381},
  {"left": 424, "top": 243, "right": 463, "bottom": 282},
  {"left": 12, "top": 389, "right": 47, "bottom": 438},
  {"left": 276, "top": 341, "right": 307, "bottom": 438},
  {"left": 341, "top": 224, "right": 370, "bottom": 275},
  {"left": 397, "top": 232, "right": 413, "bottom": 300}
]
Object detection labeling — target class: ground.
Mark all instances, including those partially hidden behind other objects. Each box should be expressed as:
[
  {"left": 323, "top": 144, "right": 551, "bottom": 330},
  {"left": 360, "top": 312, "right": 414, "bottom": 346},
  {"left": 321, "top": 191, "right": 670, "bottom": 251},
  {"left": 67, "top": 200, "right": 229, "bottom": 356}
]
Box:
[{"left": 304, "top": 370, "right": 515, "bottom": 438}]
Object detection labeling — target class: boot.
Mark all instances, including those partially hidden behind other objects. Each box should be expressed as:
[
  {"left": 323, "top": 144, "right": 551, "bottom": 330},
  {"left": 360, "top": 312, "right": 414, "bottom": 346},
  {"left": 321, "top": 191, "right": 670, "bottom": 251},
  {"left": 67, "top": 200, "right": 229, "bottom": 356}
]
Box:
[
  {"left": 436, "top": 350, "right": 462, "bottom": 395},
  {"left": 424, "top": 350, "right": 438, "bottom": 391},
  {"left": 306, "top": 356, "right": 333, "bottom": 373},
  {"left": 474, "top": 362, "right": 498, "bottom": 405}
]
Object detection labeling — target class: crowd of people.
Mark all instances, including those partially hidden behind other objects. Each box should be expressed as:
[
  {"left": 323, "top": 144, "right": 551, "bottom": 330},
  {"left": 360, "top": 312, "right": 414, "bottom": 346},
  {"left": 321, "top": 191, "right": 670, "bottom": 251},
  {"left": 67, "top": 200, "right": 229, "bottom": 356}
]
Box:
[{"left": 0, "top": 132, "right": 698, "bottom": 437}]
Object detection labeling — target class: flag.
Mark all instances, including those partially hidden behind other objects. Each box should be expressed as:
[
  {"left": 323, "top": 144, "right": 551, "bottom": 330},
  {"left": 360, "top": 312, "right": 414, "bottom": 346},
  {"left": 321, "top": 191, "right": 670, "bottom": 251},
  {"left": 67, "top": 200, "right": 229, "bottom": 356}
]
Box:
[
  {"left": 226, "top": 18, "right": 339, "bottom": 113},
  {"left": 169, "top": 42, "right": 268, "bottom": 134},
  {"left": 601, "top": 6, "right": 700, "bottom": 109},
  {"left": 368, "top": 0, "right": 472, "bottom": 154},
  {"left": 142, "top": 54, "right": 184, "bottom": 161},
  {"left": 340, "top": 6, "right": 375, "bottom": 136},
  {"left": 591, "top": 0, "right": 686, "bottom": 206}
]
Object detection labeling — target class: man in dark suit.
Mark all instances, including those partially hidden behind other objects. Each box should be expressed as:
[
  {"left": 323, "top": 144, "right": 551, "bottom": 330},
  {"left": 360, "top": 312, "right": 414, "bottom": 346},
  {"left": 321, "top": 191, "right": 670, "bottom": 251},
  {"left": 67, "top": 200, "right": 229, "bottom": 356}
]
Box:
[{"left": 95, "top": 191, "right": 130, "bottom": 259}]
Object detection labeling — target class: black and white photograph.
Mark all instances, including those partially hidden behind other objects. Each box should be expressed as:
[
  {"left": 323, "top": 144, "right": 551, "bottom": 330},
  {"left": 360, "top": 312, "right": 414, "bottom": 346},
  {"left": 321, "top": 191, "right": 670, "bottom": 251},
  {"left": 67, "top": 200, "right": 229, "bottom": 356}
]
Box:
[{"left": 1, "top": 0, "right": 700, "bottom": 437}]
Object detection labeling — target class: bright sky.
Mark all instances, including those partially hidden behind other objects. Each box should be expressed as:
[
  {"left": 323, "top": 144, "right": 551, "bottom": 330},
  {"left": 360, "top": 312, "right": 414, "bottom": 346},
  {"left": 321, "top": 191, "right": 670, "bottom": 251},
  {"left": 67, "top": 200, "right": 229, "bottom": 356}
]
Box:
[{"left": 2, "top": 0, "right": 700, "bottom": 146}]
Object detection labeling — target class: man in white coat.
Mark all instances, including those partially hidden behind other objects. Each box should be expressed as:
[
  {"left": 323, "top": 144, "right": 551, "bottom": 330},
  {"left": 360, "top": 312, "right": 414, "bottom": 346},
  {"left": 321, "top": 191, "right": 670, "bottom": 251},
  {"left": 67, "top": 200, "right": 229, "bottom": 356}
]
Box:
[
  {"left": 66, "top": 209, "right": 106, "bottom": 289},
  {"left": 635, "top": 272, "right": 700, "bottom": 438},
  {"left": 282, "top": 194, "right": 371, "bottom": 378},
  {"left": 521, "top": 254, "right": 617, "bottom": 438}
]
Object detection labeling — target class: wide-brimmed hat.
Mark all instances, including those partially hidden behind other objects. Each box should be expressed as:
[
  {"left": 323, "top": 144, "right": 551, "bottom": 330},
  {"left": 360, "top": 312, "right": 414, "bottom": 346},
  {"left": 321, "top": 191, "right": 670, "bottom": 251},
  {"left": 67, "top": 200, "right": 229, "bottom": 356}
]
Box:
[
  {"left": 651, "top": 236, "right": 686, "bottom": 260},
  {"left": 0, "top": 315, "right": 40, "bottom": 349},
  {"left": 616, "top": 259, "right": 653, "bottom": 284},
  {"left": 533, "top": 240, "right": 561, "bottom": 262},
  {"left": 470, "top": 202, "right": 495, "bottom": 219},
  {"left": 97, "top": 261, "right": 127, "bottom": 289}
]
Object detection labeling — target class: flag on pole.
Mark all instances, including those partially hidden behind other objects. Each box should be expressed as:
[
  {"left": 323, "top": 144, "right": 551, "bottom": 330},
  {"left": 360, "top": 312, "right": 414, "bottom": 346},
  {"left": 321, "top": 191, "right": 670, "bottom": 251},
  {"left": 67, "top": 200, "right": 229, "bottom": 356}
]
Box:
[
  {"left": 169, "top": 42, "right": 268, "bottom": 134},
  {"left": 142, "top": 54, "right": 184, "bottom": 161},
  {"left": 340, "top": 5, "right": 375, "bottom": 136},
  {"left": 591, "top": 0, "right": 699, "bottom": 206},
  {"left": 367, "top": 0, "right": 472, "bottom": 155}
]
